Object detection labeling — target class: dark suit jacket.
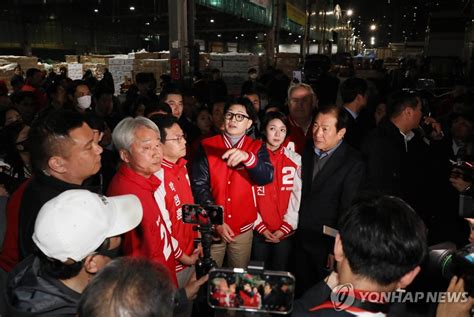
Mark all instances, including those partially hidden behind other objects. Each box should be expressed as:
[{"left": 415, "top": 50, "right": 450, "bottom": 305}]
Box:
[
  {"left": 342, "top": 108, "right": 363, "bottom": 150},
  {"left": 297, "top": 141, "right": 366, "bottom": 245}
]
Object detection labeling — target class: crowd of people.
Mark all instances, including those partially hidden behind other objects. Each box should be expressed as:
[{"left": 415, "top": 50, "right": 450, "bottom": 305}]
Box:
[{"left": 0, "top": 62, "right": 472, "bottom": 316}]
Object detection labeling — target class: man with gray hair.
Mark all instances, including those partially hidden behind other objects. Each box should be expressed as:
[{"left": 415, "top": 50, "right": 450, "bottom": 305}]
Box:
[
  {"left": 286, "top": 83, "right": 318, "bottom": 154},
  {"left": 107, "top": 117, "right": 207, "bottom": 314},
  {"left": 108, "top": 116, "right": 178, "bottom": 282}
]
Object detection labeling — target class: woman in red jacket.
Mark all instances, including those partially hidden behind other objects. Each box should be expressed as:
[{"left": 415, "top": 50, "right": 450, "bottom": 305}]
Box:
[{"left": 252, "top": 111, "right": 302, "bottom": 270}]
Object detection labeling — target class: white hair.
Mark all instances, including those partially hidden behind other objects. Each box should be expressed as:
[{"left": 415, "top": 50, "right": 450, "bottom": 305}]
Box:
[
  {"left": 287, "top": 83, "right": 316, "bottom": 101},
  {"left": 112, "top": 116, "right": 159, "bottom": 152}
]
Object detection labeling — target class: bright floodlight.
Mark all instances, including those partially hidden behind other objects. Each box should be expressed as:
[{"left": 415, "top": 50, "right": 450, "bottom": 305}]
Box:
[
  {"left": 347, "top": 9, "right": 353, "bottom": 16},
  {"left": 370, "top": 24, "right": 376, "bottom": 31}
]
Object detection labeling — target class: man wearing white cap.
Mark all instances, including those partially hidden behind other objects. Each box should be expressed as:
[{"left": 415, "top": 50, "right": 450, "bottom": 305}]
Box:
[{"left": 3, "top": 189, "right": 143, "bottom": 316}]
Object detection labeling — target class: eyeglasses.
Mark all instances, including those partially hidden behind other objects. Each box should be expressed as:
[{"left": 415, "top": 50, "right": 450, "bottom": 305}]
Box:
[
  {"left": 224, "top": 112, "right": 250, "bottom": 122},
  {"left": 164, "top": 134, "right": 186, "bottom": 143}
]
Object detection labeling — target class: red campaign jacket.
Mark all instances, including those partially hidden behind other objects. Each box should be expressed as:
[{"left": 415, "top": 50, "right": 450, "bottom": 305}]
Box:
[
  {"left": 192, "top": 134, "right": 274, "bottom": 235},
  {"left": 254, "top": 146, "right": 302, "bottom": 237},
  {"left": 0, "top": 179, "right": 30, "bottom": 272},
  {"left": 160, "top": 158, "right": 198, "bottom": 272},
  {"left": 107, "top": 164, "right": 178, "bottom": 286},
  {"left": 285, "top": 115, "right": 314, "bottom": 155}
]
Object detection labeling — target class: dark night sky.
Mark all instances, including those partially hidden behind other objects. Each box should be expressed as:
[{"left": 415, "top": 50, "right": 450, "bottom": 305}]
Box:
[{"left": 337, "top": 0, "right": 471, "bottom": 45}]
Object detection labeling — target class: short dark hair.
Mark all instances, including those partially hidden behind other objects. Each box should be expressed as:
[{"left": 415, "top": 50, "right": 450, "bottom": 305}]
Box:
[
  {"left": 340, "top": 77, "right": 368, "bottom": 104},
  {"left": 46, "top": 81, "right": 64, "bottom": 99},
  {"left": 159, "top": 88, "right": 183, "bottom": 103},
  {"left": 25, "top": 68, "right": 41, "bottom": 79},
  {"left": 144, "top": 100, "right": 172, "bottom": 118},
  {"left": 242, "top": 88, "right": 260, "bottom": 98},
  {"left": 339, "top": 194, "right": 427, "bottom": 286},
  {"left": 29, "top": 110, "right": 85, "bottom": 173},
  {"left": 84, "top": 113, "right": 106, "bottom": 132},
  {"left": 316, "top": 104, "right": 349, "bottom": 132},
  {"left": 260, "top": 111, "right": 290, "bottom": 142},
  {"left": 224, "top": 97, "right": 257, "bottom": 123},
  {"left": 37, "top": 239, "right": 113, "bottom": 281},
  {"left": 78, "top": 257, "right": 175, "bottom": 317},
  {"left": 386, "top": 90, "right": 421, "bottom": 118},
  {"left": 66, "top": 79, "right": 88, "bottom": 96},
  {"left": 149, "top": 114, "right": 179, "bottom": 142},
  {"left": 10, "top": 74, "right": 25, "bottom": 88},
  {"left": 210, "top": 99, "right": 227, "bottom": 113},
  {"left": 37, "top": 250, "right": 83, "bottom": 280}
]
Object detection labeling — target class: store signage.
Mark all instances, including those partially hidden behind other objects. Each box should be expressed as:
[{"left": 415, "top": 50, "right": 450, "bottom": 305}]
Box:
[{"left": 286, "top": 2, "right": 306, "bottom": 26}]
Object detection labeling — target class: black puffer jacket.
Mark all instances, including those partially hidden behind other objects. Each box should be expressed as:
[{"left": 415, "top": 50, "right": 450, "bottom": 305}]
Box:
[{"left": 2, "top": 255, "right": 80, "bottom": 316}]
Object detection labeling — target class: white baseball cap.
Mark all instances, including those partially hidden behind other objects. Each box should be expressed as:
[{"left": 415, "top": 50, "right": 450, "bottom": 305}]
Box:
[{"left": 33, "top": 189, "right": 143, "bottom": 262}]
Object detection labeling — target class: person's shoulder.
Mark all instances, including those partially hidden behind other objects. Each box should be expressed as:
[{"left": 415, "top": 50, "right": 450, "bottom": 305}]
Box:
[
  {"left": 5, "top": 256, "right": 79, "bottom": 316},
  {"left": 283, "top": 146, "right": 302, "bottom": 166},
  {"left": 201, "top": 134, "right": 221, "bottom": 146}
]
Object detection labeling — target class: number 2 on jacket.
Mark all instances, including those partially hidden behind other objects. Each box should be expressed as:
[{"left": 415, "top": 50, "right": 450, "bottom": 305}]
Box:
[
  {"left": 282, "top": 166, "right": 296, "bottom": 185},
  {"left": 160, "top": 223, "right": 172, "bottom": 260}
]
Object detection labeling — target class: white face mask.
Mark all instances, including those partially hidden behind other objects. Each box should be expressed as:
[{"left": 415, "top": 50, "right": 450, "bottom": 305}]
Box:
[
  {"left": 249, "top": 73, "right": 258, "bottom": 80},
  {"left": 77, "top": 95, "right": 91, "bottom": 110}
]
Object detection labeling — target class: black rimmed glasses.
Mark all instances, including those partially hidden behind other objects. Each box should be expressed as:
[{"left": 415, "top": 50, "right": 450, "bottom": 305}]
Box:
[
  {"left": 164, "top": 134, "right": 187, "bottom": 143},
  {"left": 224, "top": 112, "right": 250, "bottom": 122}
]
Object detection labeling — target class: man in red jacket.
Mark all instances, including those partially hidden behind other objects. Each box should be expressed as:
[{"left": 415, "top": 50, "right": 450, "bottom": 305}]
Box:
[
  {"left": 285, "top": 83, "right": 318, "bottom": 155},
  {"left": 107, "top": 117, "right": 206, "bottom": 313},
  {"left": 192, "top": 98, "right": 274, "bottom": 269},
  {"left": 152, "top": 114, "right": 199, "bottom": 289}
]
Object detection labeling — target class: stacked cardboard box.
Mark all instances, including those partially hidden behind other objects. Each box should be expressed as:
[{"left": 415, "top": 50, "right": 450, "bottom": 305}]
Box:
[
  {"left": 133, "top": 59, "right": 169, "bottom": 94},
  {"left": 106, "top": 54, "right": 170, "bottom": 95},
  {"left": 107, "top": 56, "right": 134, "bottom": 95},
  {"left": 65, "top": 55, "right": 79, "bottom": 63},
  {"left": 130, "top": 52, "right": 161, "bottom": 60},
  {"left": 0, "top": 56, "right": 43, "bottom": 91},
  {"left": 79, "top": 54, "right": 114, "bottom": 65},
  {"left": 209, "top": 53, "right": 262, "bottom": 96},
  {"left": 0, "top": 55, "right": 41, "bottom": 72}
]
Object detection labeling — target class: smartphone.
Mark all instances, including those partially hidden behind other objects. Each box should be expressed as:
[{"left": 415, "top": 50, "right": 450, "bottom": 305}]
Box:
[
  {"left": 208, "top": 267, "right": 295, "bottom": 314},
  {"left": 323, "top": 225, "right": 338, "bottom": 238},
  {"left": 182, "top": 204, "right": 224, "bottom": 225}
]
